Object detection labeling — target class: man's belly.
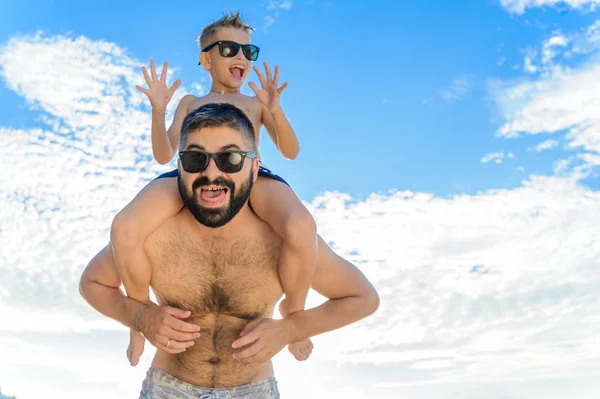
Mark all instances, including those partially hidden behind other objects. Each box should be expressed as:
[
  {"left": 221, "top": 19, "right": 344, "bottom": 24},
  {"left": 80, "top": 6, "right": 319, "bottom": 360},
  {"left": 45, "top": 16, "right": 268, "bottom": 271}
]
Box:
[{"left": 151, "top": 313, "right": 274, "bottom": 388}]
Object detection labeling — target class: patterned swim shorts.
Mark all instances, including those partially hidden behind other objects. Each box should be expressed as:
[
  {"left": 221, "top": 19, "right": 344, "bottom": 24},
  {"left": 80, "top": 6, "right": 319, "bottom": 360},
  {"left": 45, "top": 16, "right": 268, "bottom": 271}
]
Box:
[{"left": 139, "top": 367, "right": 280, "bottom": 399}]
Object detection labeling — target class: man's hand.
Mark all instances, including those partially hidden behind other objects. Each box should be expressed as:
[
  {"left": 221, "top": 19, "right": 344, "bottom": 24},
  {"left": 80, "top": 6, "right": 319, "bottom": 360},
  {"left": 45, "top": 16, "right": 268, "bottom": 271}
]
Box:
[
  {"left": 138, "top": 303, "right": 201, "bottom": 354},
  {"left": 136, "top": 60, "right": 182, "bottom": 113},
  {"left": 249, "top": 62, "right": 288, "bottom": 113},
  {"left": 231, "top": 318, "right": 293, "bottom": 366}
]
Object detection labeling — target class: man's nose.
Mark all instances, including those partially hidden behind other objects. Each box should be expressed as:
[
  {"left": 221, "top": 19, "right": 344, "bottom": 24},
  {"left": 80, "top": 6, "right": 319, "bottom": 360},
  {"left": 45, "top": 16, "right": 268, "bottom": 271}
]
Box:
[{"left": 202, "top": 158, "right": 222, "bottom": 180}]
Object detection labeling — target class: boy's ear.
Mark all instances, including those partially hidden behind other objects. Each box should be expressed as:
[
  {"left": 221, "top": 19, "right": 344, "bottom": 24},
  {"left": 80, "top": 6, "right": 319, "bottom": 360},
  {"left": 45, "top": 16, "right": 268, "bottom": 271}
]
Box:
[{"left": 199, "top": 52, "right": 211, "bottom": 70}]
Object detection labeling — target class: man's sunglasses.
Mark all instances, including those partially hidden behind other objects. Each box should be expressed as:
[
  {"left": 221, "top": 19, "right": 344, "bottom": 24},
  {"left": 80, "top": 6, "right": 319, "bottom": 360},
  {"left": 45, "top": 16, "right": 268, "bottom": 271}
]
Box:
[
  {"left": 179, "top": 150, "right": 256, "bottom": 174},
  {"left": 200, "top": 41, "right": 260, "bottom": 63}
]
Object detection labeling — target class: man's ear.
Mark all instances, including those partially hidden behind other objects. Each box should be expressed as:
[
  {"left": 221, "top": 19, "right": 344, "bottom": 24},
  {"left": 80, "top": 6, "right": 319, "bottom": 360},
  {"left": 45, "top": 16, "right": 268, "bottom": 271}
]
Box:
[{"left": 199, "top": 52, "right": 211, "bottom": 70}]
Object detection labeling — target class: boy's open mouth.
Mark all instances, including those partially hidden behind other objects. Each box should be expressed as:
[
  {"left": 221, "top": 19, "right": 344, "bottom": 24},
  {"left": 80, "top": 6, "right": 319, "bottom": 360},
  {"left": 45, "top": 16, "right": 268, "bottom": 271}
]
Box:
[{"left": 230, "top": 64, "right": 245, "bottom": 80}]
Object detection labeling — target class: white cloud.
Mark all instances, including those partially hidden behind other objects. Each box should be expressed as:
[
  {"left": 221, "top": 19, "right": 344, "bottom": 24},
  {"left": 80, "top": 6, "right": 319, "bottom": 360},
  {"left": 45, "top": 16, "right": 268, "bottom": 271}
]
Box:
[
  {"left": 480, "top": 151, "right": 515, "bottom": 164},
  {"left": 499, "top": 0, "right": 600, "bottom": 14},
  {"left": 531, "top": 139, "right": 559, "bottom": 152},
  {"left": 3, "top": 26, "right": 600, "bottom": 399},
  {"left": 268, "top": 0, "right": 293, "bottom": 10},
  {"left": 489, "top": 19, "right": 600, "bottom": 173},
  {"left": 439, "top": 76, "right": 473, "bottom": 102},
  {"left": 263, "top": 15, "right": 277, "bottom": 31},
  {"left": 264, "top": 0, "right": 292, "bottom": 31}
]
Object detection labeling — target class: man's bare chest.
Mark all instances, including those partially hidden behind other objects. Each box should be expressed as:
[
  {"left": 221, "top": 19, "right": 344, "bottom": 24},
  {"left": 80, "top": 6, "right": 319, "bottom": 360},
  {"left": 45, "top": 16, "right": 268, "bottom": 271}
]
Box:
[{"left": 147, "top": 227, "right": 282, "bottom": 319}]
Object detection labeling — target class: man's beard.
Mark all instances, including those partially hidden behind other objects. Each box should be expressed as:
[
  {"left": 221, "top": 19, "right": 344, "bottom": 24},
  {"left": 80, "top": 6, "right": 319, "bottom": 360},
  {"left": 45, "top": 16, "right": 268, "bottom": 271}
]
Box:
[{"left": 177, "top": 171, "right": 253, "bottom": 228}]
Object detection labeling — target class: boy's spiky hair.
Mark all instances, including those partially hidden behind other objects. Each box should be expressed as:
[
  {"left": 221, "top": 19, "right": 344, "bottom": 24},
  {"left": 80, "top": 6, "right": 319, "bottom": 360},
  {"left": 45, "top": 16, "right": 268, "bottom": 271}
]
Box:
[{"left": 198, "top": 11, "right": 254, "bottom": 49}]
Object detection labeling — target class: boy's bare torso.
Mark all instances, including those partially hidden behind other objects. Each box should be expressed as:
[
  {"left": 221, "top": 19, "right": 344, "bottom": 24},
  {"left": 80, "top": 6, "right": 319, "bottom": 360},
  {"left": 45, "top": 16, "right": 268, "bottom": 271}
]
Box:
[
  {"left": 145, "top": 208, "right": 283, "bottom": 387},
  {"left": 187, "top": 93, "right": 264, "bottom": 139}
]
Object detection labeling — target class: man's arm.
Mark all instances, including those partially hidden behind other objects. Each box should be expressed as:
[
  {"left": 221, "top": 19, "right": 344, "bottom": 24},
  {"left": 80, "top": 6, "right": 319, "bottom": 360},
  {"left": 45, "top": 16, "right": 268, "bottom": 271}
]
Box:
[
  {"left": 231, "top": 236, "right": 379, "bottom": 364},
  {"left": 285, "top": 236, "right": 380, "bottom": 343},
  {"left": 79, "top": 244, "right": 201, "bottom": 353}
]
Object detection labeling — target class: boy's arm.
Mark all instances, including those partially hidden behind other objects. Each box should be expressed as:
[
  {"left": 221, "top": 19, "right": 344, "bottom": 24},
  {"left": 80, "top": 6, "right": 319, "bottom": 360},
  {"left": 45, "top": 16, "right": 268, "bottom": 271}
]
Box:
[
  {"left": 153, "top": 94, "right": 194, "bottom": 164},
  {"left": 262, "top": 106, "right": 300, "bottom": 160},
  {"left": 79, "top": 244, "right": 200, "bottom": 353}
]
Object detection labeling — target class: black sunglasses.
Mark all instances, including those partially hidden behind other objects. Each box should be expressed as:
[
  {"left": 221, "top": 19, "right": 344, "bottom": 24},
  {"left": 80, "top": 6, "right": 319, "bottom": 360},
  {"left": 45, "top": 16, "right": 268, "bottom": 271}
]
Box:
[
  {"left": 200, "top": 41, "right": 260, "bottom": 63},
  {"left": 179, "top": 150, "right": 256, "bottom": 174}
]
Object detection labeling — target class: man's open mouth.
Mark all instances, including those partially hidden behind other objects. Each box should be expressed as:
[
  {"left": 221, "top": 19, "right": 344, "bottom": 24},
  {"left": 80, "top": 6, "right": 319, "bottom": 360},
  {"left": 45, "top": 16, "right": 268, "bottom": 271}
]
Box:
[{"left": 199, "top": 186, "right": 228, "bottom": 203}]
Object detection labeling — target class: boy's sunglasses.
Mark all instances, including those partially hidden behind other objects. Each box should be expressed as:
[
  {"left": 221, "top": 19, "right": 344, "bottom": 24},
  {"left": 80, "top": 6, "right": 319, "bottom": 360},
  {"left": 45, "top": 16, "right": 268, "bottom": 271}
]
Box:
[
  {"left": 179, "top": 150, "right": 256, "bottom": 174},
  {"left": 200, "top": 41, "right": 260, "bottom": 63}
]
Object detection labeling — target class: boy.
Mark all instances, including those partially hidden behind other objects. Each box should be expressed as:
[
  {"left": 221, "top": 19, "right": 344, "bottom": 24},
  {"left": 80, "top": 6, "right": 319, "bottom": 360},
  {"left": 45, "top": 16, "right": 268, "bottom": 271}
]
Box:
[{"left": 110, "top": 12, "right": 317, "bottom": 367}]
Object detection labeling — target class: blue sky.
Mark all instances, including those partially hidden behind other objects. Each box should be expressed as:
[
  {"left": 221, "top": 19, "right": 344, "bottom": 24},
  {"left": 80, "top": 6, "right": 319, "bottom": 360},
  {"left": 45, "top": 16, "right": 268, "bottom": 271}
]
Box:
[
  {"left": 2, "top": 0, "right": 598, "bottom": 200},
  {"left": 2, "top": 1, "right": 600, "bottom": 398}
]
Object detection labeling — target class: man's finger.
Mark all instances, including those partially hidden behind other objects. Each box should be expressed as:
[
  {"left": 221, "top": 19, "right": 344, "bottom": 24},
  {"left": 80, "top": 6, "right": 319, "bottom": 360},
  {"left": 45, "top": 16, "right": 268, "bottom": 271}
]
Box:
[
  {"left": 150, "top": 59, "right": 158, "bottom": 81},
  {"left": 233, "top": 340, "right": 263, "bottom": 360},
  {"left": 166, "top": 316, "right": 201, "bottom": 333},
  {"left": 232, "top": 329, "right": 260, "bottom": 348},
  {"left": 141, "top": 66, "right": 152, "bottom": 87},
  {"left": 240, "top": 319, "right": 262, "bottom": 337},
  {"left": 253, "top": 66, "right": 267, "bottom": 87},
  {"left": 153, "top": 336, "right": 194, "bottom": 353},
  {"left": 160, "top": 61, "right": 168, "bottom": 82},
  {"left": 163, "top": 306, "right": 192, "bottom": 319},
  {"left": 163, "top": 326, "right": 201, "bottom": 342}
]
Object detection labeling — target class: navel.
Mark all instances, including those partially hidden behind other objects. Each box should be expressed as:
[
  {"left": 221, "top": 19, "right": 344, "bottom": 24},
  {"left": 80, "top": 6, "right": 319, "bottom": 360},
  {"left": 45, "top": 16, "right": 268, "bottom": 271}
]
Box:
[{"left": 208, "top": 357, "right": 221, "bottom": 365}]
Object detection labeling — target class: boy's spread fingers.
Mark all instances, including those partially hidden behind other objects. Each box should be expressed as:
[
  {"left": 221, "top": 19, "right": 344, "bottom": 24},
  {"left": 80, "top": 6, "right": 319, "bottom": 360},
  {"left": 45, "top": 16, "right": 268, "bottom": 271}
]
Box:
[
  {"left": 169, "top": 79, "right": 182, "bottom": 93},
  {"left": 150, "top": 59, "right": 158, "bottom": 81},
  {"left": 248, "top": 81, "right": 259, "bottom": 94},
  {"left": 141, "top": 67, "right": 152, "bottom": 86},
  {"left": 273, "top": 65, "right": 279, "bottom": 85},
  {"left": 278, "top": 82, "right": 288, "bottom": 93},
  {"left": 135, "top": 85, "right": 150, "bottom": 95},
  {"left": 264, "top": 61, "right": 272, "bottom": 81},
  {"left": 161, "top": 61, "right": 168, "bottom": 82},
  {"left": 253, "top": 67, "right": 267, "bottom": 87}
]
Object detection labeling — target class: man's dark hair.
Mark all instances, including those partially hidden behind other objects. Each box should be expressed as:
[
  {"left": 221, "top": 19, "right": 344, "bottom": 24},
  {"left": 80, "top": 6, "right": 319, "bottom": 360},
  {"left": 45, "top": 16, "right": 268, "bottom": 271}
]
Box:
[
  {"left": 180, "top": 103, "right": 257, "bottom": 151},
  {"left": 199, "top": 11, "right": 254, "bottom": 49}
]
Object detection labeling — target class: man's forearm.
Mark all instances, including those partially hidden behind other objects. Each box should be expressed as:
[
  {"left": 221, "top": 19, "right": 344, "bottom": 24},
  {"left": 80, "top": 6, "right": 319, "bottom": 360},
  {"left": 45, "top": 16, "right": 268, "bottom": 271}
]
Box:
[
  {"left": 80, "top": 279, "right": 144, "bottom": 330},
  {"left": 286, "top": 294, "right": 377, "bottom": 343}
]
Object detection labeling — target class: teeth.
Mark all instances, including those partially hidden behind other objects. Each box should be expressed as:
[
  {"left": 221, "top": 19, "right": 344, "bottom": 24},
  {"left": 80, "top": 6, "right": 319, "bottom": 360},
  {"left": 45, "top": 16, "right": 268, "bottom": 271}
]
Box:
[
  {"left": 231, "top": 65, "right": 245, "bottom": 70},
  {"left": 203, "top": 187, "right": 224, "bottom": 191}
]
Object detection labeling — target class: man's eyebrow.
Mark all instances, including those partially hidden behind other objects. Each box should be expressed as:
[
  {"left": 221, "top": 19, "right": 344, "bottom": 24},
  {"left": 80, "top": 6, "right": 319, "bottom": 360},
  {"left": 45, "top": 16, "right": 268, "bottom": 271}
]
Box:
[
  {"left": 186, "top": 144, "right": 206, "bottom": 151},
  {"left": 221, "top": 144, "right": 241, "bottom": 150}
]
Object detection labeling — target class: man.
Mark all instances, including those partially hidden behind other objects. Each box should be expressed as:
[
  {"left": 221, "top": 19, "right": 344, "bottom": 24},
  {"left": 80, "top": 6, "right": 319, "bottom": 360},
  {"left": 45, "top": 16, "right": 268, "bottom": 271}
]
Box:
[{"left": 79, "top": 103, "right": 379, "bottom": 398}]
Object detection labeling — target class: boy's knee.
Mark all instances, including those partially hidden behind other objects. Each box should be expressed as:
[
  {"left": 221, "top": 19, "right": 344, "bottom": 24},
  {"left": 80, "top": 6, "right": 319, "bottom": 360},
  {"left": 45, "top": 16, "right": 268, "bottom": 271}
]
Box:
[
  {"left": 283, "top": 209, "right": 317, "bottom": 244},
  {"left": 110, "top": 210, "right": 140, "bottom": 250}
]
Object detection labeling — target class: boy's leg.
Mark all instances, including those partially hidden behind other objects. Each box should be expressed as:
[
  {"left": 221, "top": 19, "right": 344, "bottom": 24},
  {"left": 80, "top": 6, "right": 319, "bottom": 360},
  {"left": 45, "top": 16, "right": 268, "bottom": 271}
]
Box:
[
  {"left": 249, "top": 176, "right": 317, "bottom": 360},
  {"left": 110, "top": 174, "right": 184, "bottom": 365}
]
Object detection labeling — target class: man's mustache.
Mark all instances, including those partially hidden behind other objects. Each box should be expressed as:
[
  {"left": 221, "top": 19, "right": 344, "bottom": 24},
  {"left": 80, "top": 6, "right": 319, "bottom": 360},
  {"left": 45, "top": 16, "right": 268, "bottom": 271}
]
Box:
[{"left": 192, "top": 176, "right": 235, "bottom": 192}]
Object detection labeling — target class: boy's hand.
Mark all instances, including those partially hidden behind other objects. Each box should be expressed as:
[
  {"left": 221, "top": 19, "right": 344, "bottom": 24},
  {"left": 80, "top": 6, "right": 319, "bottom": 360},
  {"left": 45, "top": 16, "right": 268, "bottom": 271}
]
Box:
[
  {"left": 249, "top": 62, "right": 288, "bottom": 113},
  {"left": 136, "top": 60, "right": 182, "bottom": 113}
]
